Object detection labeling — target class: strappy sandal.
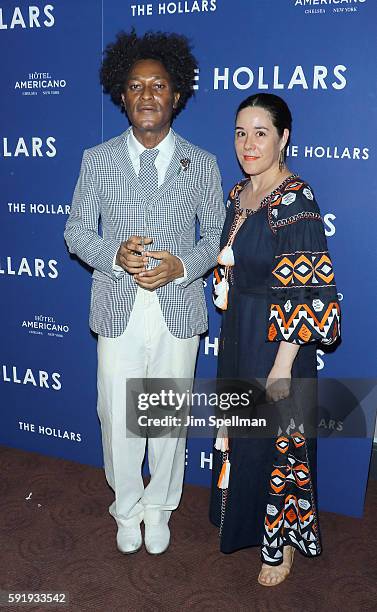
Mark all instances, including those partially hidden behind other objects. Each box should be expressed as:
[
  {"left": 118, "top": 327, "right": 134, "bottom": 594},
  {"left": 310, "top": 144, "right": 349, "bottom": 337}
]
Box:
[{"left": 257, "top": 546, "right": 295, "bottom": 587}]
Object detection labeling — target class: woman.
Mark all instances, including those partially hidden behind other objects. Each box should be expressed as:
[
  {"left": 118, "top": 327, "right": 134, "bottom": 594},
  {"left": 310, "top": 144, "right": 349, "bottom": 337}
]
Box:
[{"left": 210, "top": 93, "right": 340, "bottom": 586}]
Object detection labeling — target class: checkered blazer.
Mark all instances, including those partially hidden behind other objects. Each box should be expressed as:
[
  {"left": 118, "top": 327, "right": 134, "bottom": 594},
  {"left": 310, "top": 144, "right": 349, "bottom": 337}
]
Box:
[{"left": 64, "top": 127, "right": 225, "bottom": 338}]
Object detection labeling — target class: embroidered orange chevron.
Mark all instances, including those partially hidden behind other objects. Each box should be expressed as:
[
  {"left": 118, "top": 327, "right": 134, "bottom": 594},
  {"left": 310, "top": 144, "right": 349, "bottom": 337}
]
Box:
[
  {"left": 291, "top": 463, "right": 310, "bottom": 486},
  {"left": 265, "top": 508, "right": 285, "bottom": 530},
  {"left": 283, "top": 180, "right": 304, "bottom": 192},
  {"left": 270, "top": 468, "right": 286, "bottom": 493},
  {"left": 264, "top": 505, "right": 313, "bottom": 530},
  {"left": 284, "top": 494, "right": 315, "bottom": 524},
  {"left": 291, "top": 432, "right": 305, "bottom": 447},
  {"left": 272, "top": 253, "right": 334, "bottom": 286},
  {"left": 276, "top": 435, "right": 289, "bottom": 453},
  {"left": 269, "top": 302, "right": 340, "bottom": 331},
  {"left": 265, "top": 495, "right": 314, "bottom": 530},
  {"left": 315, "top": 254, "right": 334, "bottom": 283}
]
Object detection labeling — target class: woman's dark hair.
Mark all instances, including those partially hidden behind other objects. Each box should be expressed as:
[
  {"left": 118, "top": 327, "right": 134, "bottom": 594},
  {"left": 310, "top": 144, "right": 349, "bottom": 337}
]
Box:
[
  {"left": 100, "top": 29, "right": 198, "bottom": 117},
  {"left": 236, "top": 93, "right": 292, "bottom": 150}
]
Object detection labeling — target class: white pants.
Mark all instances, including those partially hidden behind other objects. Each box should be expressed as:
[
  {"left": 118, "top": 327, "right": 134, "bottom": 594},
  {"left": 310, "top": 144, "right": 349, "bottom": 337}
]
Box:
[{"left": 97, "top": 287, "right": 199, "bottom": 528}]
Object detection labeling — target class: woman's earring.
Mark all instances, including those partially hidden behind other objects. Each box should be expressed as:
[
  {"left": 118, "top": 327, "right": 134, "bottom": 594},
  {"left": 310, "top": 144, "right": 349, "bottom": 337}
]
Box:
[{"left": 279, "top": 148, "right": 285, "bottom": 171}]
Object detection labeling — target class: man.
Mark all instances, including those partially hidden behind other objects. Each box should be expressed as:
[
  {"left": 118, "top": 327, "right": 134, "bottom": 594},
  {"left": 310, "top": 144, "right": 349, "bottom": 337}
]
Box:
[{"left": 64, "top": 30, "right": 224, "bottom": 555}]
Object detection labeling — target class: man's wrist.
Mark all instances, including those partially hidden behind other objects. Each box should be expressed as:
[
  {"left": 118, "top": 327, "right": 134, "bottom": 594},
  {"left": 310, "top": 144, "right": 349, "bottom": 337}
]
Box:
[
  {"left": 175, "top": 258, "right": 184, "bottom": 278},
  {"left": 112, "top": 248, "right": 124, "bottom": 274},
  {"left": 173, "top": 256, "right": 187, "bottom": 285}
]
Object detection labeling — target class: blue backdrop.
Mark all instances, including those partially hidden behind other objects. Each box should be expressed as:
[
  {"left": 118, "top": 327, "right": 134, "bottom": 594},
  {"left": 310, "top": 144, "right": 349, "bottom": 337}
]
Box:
[{"left": 1, "top": 0, "right": 376, "bottom": 517}]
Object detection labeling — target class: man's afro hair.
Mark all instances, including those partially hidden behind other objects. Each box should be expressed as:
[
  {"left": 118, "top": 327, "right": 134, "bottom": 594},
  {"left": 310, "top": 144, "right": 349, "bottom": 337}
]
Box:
[{"left": 100, "top": 29, "right": 198, "bottom": 116}]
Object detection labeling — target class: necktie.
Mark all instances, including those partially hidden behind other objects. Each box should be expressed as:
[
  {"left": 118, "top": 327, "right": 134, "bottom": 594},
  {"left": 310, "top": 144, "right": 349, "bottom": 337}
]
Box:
[{"left": 138, "top": 148, "right": 159, "bottom": 195}]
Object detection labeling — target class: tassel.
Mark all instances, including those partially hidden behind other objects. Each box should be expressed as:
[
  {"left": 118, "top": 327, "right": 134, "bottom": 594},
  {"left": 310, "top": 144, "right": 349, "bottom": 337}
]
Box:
[
  {"left": 217, "top": 245, "right": 235, "bottom": 267},
  {"left": 213, "top": 276, "right": 228, "bottom": 297},
  {"left": 213, "top": 267, "right": 223, "bottom": 286},
  {"left": 217, "top": 458, "right": 231, "bottom": 490},
  {"left": 213, "top": 273, "right": 229, "bottom": 310},
  {"left": 213, "top": 290, "right": 228, "bottom": 311},
  {"left": 214, "top": 424, "right": 229, "bottom": 452},
  {"left": 213, "top": 269, "right": 229, "bottom": 310}
]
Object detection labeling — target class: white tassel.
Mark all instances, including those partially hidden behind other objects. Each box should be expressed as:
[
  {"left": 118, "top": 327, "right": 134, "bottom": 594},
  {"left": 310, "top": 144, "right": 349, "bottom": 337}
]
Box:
[
  {"left": 213, "top": 281, "right": 229, "bottom": 310},
  {"left": 214, "top": 424, "right": 229, "bottom": 452},
  {"left": 217, "top": 245, "right": 235, "bottom": 267},
  {"left": 213, "top": 276, "right": 228, "bottom": 297}
]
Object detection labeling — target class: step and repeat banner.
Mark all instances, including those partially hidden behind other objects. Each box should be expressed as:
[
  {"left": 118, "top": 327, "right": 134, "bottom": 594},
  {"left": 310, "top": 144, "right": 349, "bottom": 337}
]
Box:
[{"left": 1, "top": 0, "right": 376, "bottom": 517}]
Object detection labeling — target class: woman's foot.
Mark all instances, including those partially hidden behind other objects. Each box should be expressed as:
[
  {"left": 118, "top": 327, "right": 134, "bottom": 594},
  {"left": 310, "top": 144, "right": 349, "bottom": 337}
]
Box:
[{"left": 257, "top": 545, "right": 295, "bottom": 587}]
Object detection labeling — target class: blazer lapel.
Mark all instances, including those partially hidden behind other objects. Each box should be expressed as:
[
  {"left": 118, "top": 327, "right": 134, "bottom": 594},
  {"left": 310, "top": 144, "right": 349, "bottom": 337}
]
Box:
[
  {"left": 110, "top": 127, "right": 192, "bottom": 202},
  {"left": 110, "top": 127, "right": 142, "bottom": 194},
  {"left": 155, "top": 131, "right": 192, "bottom": 201}
]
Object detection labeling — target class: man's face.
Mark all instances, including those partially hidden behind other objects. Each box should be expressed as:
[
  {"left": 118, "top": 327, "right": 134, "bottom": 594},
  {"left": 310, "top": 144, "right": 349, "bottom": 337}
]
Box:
[{"left": 121, "top": 59, "right": 180, "bottom": 135}]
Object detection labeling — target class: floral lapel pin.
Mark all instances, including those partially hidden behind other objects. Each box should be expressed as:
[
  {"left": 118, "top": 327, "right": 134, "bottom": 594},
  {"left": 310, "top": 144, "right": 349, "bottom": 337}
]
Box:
[{"left": 178, "top": 158, "right": 191, "bottom": 175}]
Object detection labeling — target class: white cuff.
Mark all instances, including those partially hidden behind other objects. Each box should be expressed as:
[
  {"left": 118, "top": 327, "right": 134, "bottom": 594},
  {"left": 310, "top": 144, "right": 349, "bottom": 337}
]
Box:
[
  {"left": 112, "top": 250, "right": 124, "bottom": 278},
  {"left": 173, "top": 257, "right": 187, "bottom": 285}
]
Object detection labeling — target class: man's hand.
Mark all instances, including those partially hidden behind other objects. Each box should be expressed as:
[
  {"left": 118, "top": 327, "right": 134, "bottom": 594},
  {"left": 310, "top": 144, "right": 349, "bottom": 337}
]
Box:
[
  {"left": 134, "top": 250, "right": 184, "bottom": 290},
  {"left": 115, "top": 236, "right": 152, "bottom": 274}
]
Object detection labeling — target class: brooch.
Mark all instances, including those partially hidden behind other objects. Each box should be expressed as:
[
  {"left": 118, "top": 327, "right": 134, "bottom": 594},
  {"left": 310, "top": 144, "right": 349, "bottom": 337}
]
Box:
[{"left": 178, "top": 158, "right": 190, "bottom": 174}]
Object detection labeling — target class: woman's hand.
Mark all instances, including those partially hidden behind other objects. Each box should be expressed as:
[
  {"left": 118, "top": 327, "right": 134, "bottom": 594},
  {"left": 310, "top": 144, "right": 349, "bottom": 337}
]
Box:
[
  {"left": 266, "top": 363, "right": 292, "bottom": 403},
  {"left": 266, "top": 341, "right": 300, "bottom": 402}
]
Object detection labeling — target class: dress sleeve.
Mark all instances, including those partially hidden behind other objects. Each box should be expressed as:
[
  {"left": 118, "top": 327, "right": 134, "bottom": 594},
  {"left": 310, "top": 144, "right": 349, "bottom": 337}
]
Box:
[{"left": 267, "top": 182, "right": 340, "bottom": 345}]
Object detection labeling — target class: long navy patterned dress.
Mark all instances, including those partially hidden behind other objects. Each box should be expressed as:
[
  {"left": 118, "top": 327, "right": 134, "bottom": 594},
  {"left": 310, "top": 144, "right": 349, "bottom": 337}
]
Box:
[{"left": 209, "top": 175, "right": 340, "bottom": 565}]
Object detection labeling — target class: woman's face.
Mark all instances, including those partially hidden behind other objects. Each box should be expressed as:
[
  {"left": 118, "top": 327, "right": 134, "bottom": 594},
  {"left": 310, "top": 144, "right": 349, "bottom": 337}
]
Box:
[{"left": 234, "top": 106, "right": 289, "bottom": 176}]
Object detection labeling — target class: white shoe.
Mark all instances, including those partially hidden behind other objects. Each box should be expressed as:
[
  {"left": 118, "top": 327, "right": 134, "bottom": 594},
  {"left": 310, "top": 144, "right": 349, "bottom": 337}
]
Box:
[
  {"left": 144, "top": 509, "right": 170, "bottom": 555},
  {"left": 116, "top": 519, "right": 142, "bottom": 555}
]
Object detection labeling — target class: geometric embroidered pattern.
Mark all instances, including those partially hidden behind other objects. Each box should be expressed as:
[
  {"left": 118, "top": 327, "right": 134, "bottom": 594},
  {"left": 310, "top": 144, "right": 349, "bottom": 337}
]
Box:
[
  {"left": 266, "top": 178, "right": 323, "bottom": 234},
  {"left": 269, "top": 210, "right": 322, "bottom": 233},
  {"left": 221, "top": 176, "right": 341, "bottom": 347},
  {"left": 268, "top": 301, "right": 340, "bottom": 344},
  {"left": 265, "top": 179, "right": 341, "bottom": 346},
  {"left": 212, "top": 176, "right": 336, "bottom": 566},
  {"left": 232, "top": 174, "right": 301, "bottom": 223},
  {"left": 261, "top": 424, "right": 322, "bottom": 566},
  {"left": 272, "top": 251, "right": 335, "bottom": 287}
]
